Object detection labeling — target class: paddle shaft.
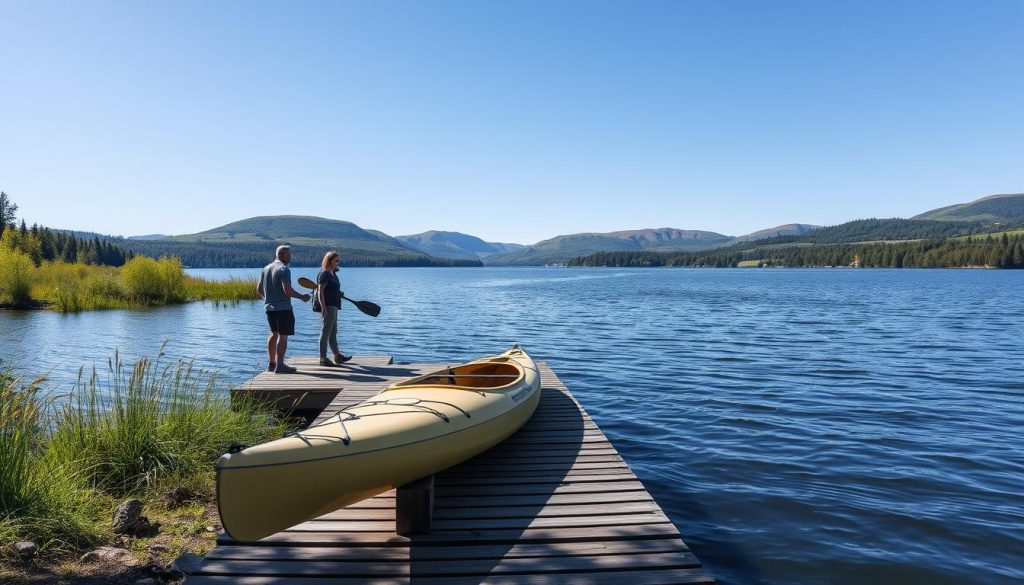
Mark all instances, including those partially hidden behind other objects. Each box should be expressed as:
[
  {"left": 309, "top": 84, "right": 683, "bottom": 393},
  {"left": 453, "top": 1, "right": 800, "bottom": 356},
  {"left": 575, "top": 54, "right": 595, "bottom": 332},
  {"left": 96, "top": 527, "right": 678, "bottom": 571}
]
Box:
[{"left": 297, "top": 277, "right": 381, "bottom": 317}]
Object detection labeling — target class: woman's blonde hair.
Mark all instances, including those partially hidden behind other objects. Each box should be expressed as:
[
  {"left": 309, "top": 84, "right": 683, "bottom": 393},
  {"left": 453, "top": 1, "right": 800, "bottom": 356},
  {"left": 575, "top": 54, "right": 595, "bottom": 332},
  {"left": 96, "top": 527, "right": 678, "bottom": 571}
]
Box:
[{"left": 321, "top": 251, "right": 340, "bottom": 271}]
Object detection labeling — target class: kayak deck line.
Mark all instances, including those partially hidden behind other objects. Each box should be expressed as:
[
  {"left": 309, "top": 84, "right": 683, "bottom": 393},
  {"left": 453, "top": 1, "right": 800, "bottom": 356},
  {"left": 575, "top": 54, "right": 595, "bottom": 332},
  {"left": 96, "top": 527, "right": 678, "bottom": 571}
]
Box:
[{"left": 194, "top": 355, "right": 716, "bottom": 584}]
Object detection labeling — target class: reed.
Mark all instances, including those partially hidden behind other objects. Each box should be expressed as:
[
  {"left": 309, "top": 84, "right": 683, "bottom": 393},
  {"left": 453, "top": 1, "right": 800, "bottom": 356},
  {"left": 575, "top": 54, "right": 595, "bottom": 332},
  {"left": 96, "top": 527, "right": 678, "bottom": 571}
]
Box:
[
  {"left": 25, "top": 259, "right": 259, "bottom": 312},
  {"left": 0, "top": 349, "right": 288, "bottom": 557},
  {"left": 47, "top": 348, "right": 287, "bottom": 494},
  {"left": 0, "top": 367, "right": 104, "bottom": 554},
  {"left": 182, "top": 275, "right": 258, "bottom": 302}
]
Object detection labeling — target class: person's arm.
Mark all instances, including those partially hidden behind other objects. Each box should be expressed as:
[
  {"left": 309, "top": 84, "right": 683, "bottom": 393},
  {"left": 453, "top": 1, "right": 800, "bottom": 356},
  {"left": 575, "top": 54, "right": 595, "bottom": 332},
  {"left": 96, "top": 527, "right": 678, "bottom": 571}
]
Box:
[
  {"left": 281, "top": 281, "right": 310, "bottom": 301},
  {"left": 279, "top": 267, "right": 310, "bottom": 302},
  {"left": 256, "top": 271, "right": 265, "bottom": 298}
]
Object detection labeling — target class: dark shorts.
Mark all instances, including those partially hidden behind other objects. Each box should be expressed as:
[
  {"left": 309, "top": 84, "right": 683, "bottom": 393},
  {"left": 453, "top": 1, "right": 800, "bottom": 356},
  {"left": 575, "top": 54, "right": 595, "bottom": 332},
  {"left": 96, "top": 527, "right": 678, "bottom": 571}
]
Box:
[{"left": 266, "top": 310, "right": 295, "bottom": 336}]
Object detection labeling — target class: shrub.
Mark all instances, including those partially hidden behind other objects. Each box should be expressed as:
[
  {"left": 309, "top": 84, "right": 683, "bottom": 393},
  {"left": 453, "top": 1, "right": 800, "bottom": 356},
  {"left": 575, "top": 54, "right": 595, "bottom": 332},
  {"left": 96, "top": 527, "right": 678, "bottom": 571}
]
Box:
[
  {"left": 120, "top": 256, "right": 166, "bottom": 302},
  {"left": 120, "top": 256, "right": 186, "bottom": 304},
  {"left": 0, "top": 247, "right": 33, "bottom": 306}
]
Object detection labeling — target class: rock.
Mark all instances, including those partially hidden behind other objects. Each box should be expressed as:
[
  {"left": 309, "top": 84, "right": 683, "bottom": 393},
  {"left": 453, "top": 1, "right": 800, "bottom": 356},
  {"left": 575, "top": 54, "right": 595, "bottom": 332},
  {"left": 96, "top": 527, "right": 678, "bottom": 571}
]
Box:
[
  {"left": 11, "top": 541, "right": 38, "bottom": 560},
  {"left": 170, "top": 551, "right": 204, "bottom": 575},
  {"left": 112, "top": 499, "right": 152, "bottom": 535},
  {"left": 135, "top": 579, "right": 157, "bottom": 585},
  {"left": 205, "top": 525, "right": 215, "bottom": 532},
  {"left": 80, "top": 546, "right": 139, "bottom": 566},
  {"left": 148, "top": 543, "right": 171, "bottom": 556}
]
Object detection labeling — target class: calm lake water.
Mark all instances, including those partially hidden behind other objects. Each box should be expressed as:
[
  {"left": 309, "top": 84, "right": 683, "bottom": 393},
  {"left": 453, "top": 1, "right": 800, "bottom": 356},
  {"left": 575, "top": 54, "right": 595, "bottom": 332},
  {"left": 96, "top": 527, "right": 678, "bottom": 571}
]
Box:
[{"left": 2, "top": 267, "right": 1023, "bottom": 584}]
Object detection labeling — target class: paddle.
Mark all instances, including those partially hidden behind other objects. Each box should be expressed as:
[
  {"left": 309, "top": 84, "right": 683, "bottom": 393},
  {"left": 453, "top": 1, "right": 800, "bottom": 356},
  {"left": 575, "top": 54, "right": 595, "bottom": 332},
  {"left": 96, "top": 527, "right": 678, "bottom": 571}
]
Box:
[{"left": 297, "top": 277, "right": 381, "bottom": 318}]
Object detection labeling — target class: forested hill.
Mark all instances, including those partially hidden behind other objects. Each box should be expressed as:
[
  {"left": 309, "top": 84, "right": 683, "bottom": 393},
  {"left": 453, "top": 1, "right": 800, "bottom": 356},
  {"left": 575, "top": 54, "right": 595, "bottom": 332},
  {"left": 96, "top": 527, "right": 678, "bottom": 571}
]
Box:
[
  {"left": 744, "top": 218, "right": 997, "bottom": 246},
  {"left": 912, "top": 193, "right": 1024, "bottom": 222}
]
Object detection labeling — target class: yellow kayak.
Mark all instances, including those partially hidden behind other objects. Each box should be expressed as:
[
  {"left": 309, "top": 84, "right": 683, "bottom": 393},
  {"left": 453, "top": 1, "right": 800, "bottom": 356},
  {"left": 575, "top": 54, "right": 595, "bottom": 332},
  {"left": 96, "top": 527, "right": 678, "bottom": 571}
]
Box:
[{"left": 216, "top": 346, "right": 541, "bottom": 542}]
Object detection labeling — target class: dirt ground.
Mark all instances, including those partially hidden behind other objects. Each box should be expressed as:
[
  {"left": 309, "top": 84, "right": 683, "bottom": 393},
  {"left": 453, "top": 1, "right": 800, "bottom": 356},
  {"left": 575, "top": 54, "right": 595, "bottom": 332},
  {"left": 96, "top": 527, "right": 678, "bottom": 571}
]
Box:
[{"left": 1, "top": 500, "right": 221, "bottom": 585}]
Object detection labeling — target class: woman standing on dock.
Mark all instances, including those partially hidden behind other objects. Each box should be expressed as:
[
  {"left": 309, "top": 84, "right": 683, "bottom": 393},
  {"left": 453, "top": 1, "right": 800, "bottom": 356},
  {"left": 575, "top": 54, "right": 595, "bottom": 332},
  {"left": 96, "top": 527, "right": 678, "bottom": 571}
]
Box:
[{"left": 317, "top": 251, "right": 352, "bottom": 366}]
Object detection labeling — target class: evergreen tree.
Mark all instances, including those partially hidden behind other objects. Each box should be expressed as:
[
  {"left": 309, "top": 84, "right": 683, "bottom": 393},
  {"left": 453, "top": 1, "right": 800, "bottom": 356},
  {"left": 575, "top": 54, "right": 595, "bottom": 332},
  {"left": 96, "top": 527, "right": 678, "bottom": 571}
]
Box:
[
  {"left": 0, "top": 191, "right": 17, "bottom": 235},
  {"left": 62, "top": 236, "right": 79, "bottom": 263}
]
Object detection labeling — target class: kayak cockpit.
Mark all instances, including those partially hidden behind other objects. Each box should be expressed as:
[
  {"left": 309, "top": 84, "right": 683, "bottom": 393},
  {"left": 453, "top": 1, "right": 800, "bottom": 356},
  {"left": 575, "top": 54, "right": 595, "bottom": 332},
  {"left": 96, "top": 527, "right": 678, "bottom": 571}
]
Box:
[{"left": 390, "top": 361, "right": 522, "bottom": 390}]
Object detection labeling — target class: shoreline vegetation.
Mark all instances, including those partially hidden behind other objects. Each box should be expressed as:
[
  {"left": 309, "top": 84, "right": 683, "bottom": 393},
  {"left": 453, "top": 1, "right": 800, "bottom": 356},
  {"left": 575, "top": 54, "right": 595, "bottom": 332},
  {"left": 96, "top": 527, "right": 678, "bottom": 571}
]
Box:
[
  {"left": 0, "top": 348, "right": 291, "bottom": 583},
  {"left": 0, "top": 251, "right": 258, "bottom": 312}
]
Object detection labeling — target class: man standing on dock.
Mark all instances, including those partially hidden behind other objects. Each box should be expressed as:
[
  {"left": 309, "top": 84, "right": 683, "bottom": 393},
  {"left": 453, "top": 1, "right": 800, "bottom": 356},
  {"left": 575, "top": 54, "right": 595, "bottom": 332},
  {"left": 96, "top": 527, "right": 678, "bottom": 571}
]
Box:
[{"left": 258, "top": 245, "right": 311, "bottom": 374}]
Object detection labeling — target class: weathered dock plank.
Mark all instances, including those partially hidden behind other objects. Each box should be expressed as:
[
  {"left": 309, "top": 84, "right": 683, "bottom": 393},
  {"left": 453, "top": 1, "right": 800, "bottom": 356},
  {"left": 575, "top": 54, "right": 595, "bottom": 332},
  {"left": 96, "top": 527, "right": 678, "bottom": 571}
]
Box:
[{"left": 188, "top": 357, "right": 714, "bottom": 584}]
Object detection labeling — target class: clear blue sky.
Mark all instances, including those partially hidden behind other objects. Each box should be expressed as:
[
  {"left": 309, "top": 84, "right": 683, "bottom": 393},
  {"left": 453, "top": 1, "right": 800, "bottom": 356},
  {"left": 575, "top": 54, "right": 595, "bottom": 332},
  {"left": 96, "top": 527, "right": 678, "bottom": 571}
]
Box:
[{"left": 2, "top": 0, "right": 1021, "bottom": 244}]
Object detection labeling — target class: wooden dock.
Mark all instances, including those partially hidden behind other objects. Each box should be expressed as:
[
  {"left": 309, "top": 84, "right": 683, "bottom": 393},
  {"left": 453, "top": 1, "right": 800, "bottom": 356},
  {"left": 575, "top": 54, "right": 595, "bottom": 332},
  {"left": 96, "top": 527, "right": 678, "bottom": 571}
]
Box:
[{"left": 187, "top": 356, "right": 715, "bottom": 584}]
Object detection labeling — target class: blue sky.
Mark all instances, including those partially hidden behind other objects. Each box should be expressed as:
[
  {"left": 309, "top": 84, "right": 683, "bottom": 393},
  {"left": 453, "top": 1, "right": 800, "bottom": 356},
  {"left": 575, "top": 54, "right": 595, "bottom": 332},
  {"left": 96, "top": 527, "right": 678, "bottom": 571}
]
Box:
[{"left": 1, "top": 0, "right": 1021, "bottom": 244}]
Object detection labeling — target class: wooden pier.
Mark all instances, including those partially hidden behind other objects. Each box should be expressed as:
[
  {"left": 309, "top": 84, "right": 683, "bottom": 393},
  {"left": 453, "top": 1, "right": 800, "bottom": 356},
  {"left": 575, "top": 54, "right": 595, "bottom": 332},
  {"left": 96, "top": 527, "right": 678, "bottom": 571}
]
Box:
[{"left": 187, "top": 356, "right": 715, "bottom": 584}]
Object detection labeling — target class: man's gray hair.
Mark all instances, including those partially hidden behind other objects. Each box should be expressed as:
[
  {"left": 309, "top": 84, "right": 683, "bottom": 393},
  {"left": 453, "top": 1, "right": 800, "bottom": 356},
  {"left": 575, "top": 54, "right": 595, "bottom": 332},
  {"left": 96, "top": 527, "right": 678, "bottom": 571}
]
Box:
[{"left": 275, "top": 245, "right": 291, "bottom": 259}]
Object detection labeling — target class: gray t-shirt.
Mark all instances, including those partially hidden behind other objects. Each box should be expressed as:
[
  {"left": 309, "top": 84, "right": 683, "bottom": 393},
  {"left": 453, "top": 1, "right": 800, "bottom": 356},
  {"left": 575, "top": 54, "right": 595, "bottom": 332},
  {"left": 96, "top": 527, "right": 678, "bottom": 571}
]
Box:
[{"left": 260, "top": 260, "right": 292, "bottom": 312}]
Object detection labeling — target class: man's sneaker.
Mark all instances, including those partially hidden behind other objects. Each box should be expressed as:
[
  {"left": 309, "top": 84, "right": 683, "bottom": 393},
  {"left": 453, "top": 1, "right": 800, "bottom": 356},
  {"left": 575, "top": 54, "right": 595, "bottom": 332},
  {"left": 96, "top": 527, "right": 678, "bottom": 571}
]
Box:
[
  {"left": 267, "top": 362, "right": 276, "bottom": 372},
  {"left": 334, "top": 354, "right": 353, "bottom": 365},
  {"left": 319, "top": 358, "right": 337, "bottom": 367},
  {"left": 274, "top": 364, "right": 297, "bottom": 374}
]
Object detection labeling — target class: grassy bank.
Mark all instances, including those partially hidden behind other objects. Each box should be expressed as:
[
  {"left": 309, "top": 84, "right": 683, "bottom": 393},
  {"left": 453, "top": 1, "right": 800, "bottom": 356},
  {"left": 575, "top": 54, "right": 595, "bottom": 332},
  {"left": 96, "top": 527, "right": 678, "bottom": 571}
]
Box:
[
  {"left": 0, "top": 349, "right": 289, "bottom": 572},
  {"left": 0, "top": 249, "right": 258, "bottom": 312}
]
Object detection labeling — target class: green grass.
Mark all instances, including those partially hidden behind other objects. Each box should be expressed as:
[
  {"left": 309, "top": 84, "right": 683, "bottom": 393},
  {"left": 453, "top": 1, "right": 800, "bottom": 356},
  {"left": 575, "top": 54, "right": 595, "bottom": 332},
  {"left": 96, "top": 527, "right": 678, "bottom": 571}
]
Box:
[
  {"left": 6, "top": 255, "right": 260, "bottom": 312},
  {"left": 0, "top": 349, "right": 289, "bottom": 559}
]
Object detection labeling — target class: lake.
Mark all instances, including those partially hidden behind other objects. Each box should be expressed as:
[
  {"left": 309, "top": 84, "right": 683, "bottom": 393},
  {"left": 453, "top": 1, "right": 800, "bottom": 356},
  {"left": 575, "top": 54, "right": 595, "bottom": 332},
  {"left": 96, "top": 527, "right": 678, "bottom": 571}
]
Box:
[{"left": 2, "top": 267, "right": 1022, "bottom": 584}]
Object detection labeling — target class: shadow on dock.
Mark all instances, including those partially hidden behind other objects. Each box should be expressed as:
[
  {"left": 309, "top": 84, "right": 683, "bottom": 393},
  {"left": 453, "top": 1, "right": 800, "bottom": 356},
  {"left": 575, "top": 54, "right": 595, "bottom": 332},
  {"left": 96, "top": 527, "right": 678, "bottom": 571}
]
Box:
[{"left": 407, "top": 387, "right": 587, "bottom": 583}]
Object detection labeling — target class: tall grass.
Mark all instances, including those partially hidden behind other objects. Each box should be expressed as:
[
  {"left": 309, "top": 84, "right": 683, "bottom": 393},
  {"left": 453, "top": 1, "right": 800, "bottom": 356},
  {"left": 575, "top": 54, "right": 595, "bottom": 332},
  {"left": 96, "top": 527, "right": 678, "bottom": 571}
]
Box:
[
  {"left": 25, "top": 258, "right": 259, "bottom": 312},
  {"left": 0, "top": 367, "right": 103, "bottom": 553},
  {"left": 182, "top": 276, "right": 257, "bottom": 302},
  {"left": 48, "top": 349, "right": 285, "bottom": 494},
  {"left": 0, "top": 350, "right": 289, "bottom": 556},
  {"left": 32, "top": 261, "right": 128, "bottom": 312}
]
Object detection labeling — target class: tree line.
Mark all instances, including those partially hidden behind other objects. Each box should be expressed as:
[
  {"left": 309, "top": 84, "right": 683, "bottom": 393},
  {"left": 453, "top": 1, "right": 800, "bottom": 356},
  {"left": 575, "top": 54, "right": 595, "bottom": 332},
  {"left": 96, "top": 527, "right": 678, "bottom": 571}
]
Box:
[
  {"left": 569, "top": 233, "right": 1024, "bottom": 269},
  {"left": 122, "top": 240, "right": 482, "bottom": 268},
  {"left": 737, "top": 218, "right": 1009, "bottom": 248}
]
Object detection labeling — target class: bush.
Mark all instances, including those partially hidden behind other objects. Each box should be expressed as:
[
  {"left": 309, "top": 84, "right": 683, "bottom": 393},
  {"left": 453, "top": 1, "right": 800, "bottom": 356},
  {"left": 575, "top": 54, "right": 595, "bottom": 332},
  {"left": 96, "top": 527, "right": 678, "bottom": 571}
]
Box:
[
  {"left": 0, "top": 247, "right": 33, "bottom": 306},
  {"left": 121, "top": 256, "right": 166, "bottom": 302}
]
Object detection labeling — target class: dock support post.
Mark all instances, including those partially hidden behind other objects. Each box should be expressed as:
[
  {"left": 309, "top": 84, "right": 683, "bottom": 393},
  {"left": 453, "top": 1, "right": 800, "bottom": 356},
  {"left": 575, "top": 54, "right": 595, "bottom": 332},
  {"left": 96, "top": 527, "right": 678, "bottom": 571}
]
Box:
[{"left": 396, "top": 474, "right": 434, "bottom": 535}]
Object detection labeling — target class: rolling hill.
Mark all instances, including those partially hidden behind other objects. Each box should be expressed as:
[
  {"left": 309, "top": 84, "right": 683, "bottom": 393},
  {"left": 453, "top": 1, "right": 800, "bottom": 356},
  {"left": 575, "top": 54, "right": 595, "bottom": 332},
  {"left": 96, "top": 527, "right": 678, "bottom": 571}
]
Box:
[
  {"left": 486, "top": 228, "right": 733, "bottom": 265},
  {"left": 396, "top": 231, "right": 525, "bottom": 261},
  {"left": 123, "top": 216, "right": 480, "bottom": 267}
]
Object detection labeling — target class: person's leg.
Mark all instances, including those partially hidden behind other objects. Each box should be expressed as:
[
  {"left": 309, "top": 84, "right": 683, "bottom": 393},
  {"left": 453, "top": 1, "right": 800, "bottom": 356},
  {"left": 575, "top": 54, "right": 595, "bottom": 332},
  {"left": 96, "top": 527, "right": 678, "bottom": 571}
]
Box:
[
  {"left": 276, "top": 335, "right": 288, "bottom": 365},
  {"left": 276, "top": 310, "right": 296, "bottom": 366},
  {"left": 266, "top": 332, "right": 278, "bottom": 364},
  {"left": 318, "top": 308, "right": 332, "bottom": 359},
  {"left": 265, "top": 312, "right": 280, "bottom": 369},
  {"left": 328, "top": 307, "right": 339, "bottom": 357},
  {"left": 332, "top": 309, "right": 351, "bottom": 363}
]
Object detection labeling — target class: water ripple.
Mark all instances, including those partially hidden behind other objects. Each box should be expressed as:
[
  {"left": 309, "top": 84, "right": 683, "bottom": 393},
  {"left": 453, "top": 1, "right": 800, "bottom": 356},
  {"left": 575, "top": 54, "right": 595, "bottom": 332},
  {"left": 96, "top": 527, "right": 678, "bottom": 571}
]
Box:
[{"left": 2, "top": 267, "right": 1023, "bottom": 584}]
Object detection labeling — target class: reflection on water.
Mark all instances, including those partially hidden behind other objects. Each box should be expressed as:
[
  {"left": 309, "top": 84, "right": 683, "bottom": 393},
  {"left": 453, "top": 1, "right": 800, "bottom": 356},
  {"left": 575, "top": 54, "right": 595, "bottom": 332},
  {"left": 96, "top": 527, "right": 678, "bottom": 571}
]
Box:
[{"left": 2, "top": 267, "right": 1023, "bottom": 585}]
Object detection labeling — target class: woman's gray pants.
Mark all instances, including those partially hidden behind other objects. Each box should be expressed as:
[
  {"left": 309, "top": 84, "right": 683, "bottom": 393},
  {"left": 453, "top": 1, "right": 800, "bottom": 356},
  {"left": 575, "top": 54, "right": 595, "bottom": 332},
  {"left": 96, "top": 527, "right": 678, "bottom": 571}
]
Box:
[{"left": 319, "top": 305, "right": 339, "bottom": 358}]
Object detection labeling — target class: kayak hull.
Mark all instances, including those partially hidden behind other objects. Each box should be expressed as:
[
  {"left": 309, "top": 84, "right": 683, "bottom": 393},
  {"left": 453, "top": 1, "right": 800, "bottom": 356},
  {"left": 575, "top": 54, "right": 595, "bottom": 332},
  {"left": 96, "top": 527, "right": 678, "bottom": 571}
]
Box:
[{"left": 217, "top": 347, "right": 541, "bottom": 542}]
